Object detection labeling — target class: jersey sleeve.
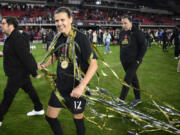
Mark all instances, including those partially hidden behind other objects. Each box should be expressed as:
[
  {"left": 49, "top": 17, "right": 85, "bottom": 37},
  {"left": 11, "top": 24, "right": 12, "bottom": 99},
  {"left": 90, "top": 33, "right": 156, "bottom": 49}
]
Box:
[{"left": 78, "top": 33, "right": 97, "bottom": 63}]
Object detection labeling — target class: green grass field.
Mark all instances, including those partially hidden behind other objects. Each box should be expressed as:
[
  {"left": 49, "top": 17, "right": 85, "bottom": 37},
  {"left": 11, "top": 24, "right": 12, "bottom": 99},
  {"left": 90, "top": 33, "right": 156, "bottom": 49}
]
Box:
[{"left": 0, "top": 43, "right": 179, "bottom": 135}]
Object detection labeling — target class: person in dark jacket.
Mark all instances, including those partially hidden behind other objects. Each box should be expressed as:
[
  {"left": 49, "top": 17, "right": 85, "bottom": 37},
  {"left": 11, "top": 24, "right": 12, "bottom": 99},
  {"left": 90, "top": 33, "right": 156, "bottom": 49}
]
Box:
[
  {"left": 170, "top": 25, "right": 180, "bottom": 59},
  {"left": 119, "top": 15, "right": 147, "bottom": 106},
  {"left": 19, "top": 27, "right": 30, "bottom": 44},
  {"left": 162, "top": 28, "right": 168, "bottom": 52},
  {"left": 0, "top": 16, "right": 44, "bottom": 127}
]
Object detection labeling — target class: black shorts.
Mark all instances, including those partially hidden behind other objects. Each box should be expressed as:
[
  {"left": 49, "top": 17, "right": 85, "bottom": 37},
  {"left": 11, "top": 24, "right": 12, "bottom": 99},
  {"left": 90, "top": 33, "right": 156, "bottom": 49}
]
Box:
[{"left": 48, "top": 91, "right": 86, "bottom": 114}]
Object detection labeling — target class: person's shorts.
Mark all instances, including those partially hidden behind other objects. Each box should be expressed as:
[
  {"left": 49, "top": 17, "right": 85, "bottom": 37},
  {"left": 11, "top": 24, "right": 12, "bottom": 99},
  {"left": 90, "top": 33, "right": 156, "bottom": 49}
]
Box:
[{"left": 48, "top": 91, "right": 86, "bottom": 114}]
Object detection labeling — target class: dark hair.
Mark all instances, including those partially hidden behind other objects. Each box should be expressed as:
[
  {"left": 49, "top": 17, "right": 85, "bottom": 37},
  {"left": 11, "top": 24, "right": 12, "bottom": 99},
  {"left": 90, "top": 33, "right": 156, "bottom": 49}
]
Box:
[
  {"left": 121, "top": 15, "right": 132, "bottom": 22},
  {"left": 3, "top": 16, "right": 19, "bottom": 29},
  {"left": 54, "top": 7, "right": 73, "bottom": 18}
]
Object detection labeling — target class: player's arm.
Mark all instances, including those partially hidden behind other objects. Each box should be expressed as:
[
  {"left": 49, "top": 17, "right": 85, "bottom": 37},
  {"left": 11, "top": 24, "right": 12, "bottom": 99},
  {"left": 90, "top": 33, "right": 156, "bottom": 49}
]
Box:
[
  {"left": 38, "top": 53, "right": 57, "bottom": 69},
  {"left": 70, "top": 59, "right": 98, "bottom": 98}
]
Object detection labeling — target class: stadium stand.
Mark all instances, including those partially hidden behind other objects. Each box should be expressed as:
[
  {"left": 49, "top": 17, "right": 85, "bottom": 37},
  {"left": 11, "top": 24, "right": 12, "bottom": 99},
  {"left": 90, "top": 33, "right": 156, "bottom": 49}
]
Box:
[{"left": 0, "top": 0, "right": 180, "bottom": 42}]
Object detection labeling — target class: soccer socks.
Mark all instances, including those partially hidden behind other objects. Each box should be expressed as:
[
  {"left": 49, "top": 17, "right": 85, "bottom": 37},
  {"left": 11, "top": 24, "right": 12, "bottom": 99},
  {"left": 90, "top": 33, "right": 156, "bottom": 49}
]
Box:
[
  {"left": 45, "top": 115, "right": 85, "bottom": 135},
  {"left": 73, "top": 118, "right": 85, "bottom": 135},
  {"left": 45, "top": 115, "right": 63, "bottom": 135}
]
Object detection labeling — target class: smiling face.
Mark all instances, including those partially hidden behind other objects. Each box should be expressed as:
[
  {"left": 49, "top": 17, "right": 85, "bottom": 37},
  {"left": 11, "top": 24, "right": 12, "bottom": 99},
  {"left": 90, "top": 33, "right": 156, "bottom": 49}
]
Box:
[
  {"left": 121, "top": 18, "right": 132, "bottom": 31},
  {"left": 54, "top": 12, "right": 73, "bottom": 35}
]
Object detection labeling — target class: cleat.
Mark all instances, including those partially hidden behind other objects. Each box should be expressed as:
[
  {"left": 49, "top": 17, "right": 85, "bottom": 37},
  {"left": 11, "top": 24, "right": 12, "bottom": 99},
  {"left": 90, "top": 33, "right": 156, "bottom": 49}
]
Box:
[
  {"left": 130, "top": 99, "right": 142, "bottom": 107},
  {"left": 117, "top": 99, "right": 127, "bottom": 106},
  {"left": 27, "top": 109, "right": 44, "bottom": 116}
]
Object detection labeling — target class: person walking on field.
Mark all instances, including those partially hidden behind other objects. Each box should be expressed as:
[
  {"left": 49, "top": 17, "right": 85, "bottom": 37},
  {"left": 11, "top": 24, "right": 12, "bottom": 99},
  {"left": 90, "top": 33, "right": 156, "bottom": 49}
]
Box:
[
  {"left": 118, "top": 15, "right": 147, "bottom": 107},
  {"left": 0, "top": 16, "right": 44, "bottom": 127}
]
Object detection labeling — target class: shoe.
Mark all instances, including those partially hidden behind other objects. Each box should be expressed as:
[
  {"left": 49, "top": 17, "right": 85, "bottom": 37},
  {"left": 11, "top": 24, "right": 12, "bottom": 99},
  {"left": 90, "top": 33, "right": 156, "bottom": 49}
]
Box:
[
  {"left": 109, "top": 51, "right": 112, "bottom": 53},
  {"left": 130, "top": 99, "right": 142, "bottom": 107},
  {"left": 117, "top": 99, "right": 126, "bottom": 106},
  {"left": 0, "top": 122, "right": 2, "bottom": 127},
  {"left": 118, "top": 102, "right": 126, "bottom": 106},
  {"left": 27, "top": 109, "right": 44, "bottom": 116},
  {"left": 174, "top": 57, "right": 178, "bottom": 59}
]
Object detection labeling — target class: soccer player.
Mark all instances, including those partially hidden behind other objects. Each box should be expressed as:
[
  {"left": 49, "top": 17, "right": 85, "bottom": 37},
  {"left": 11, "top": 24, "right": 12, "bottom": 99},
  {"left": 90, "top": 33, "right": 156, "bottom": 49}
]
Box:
[{"left": 39, "top": 7, "right": 98, "bottom": 135}]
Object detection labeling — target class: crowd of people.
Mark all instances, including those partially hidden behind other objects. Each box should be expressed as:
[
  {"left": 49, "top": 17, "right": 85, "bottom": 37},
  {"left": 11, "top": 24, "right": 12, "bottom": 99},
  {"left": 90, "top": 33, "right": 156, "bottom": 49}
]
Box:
[
  {"left": 1, "top": 24, "right": 180, "bottom": 60},
  {"left": 1, "top": 22, "right": 180, "bottom": 60},
  {"left": 0, "top": 3, "right": 180, "bottom": 26},
  {"left": 143, "top": 26, "right": 180, "bottom": 59}
]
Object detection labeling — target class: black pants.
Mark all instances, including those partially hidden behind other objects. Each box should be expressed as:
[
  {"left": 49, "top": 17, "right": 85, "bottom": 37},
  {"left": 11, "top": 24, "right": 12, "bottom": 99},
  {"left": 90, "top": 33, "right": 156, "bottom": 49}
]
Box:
[
  {"left": 120, "top": 61, "right": 140, "bottom": 100},
  {"left": 0, "top": 73, "right": 43, "bottom": 121},
  {"left": 46, "top": 41, "right": 51, "bottom": 51},
  {"left": 174, "top": 44, "right": 180, "bottom": 57},
  {"left": 163, "top": 41, "right": 167, "bottom": 51}
]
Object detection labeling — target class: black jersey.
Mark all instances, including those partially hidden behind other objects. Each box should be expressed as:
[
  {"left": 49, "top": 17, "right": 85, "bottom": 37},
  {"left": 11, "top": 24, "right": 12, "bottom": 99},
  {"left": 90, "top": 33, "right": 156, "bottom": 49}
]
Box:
[{"left": 54, "top": 30, "right": 96, "bottom": 96}]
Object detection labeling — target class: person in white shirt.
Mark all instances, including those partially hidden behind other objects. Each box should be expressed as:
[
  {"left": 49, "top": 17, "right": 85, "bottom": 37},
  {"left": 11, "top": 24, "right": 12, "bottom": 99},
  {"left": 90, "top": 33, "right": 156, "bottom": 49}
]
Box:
[
  {"left": 92, "top": 30, "right": 97, "bottom": 44},
  {"left": 103, "top": 30, "right": 112, "bottom": 54}
]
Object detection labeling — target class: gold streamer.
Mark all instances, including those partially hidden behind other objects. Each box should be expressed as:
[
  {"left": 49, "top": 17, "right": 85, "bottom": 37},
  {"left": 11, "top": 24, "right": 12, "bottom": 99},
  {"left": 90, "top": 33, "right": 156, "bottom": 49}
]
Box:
[{"left": 39, "top": 28, "right": 180, "bottom": 134}]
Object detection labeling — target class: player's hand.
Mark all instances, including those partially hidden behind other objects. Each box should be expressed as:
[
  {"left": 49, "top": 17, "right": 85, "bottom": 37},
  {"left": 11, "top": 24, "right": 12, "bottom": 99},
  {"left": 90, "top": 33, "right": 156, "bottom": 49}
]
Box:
[
  {"left": 37, "top": 63, "right": 46, "bottom": 70},
  {"left": 34, "top": 74, "right": 41, "bottom": 79},
  {"left": 70, "top": 84, "right": 86, "bottom": 98}
]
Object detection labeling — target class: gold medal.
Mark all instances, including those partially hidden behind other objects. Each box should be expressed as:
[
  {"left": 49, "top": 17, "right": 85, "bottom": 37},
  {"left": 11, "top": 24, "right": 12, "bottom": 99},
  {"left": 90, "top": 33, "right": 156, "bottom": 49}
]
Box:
[{"left": 61, "top": 60, "right": 69, "bottom": 69}]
